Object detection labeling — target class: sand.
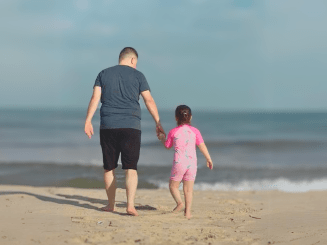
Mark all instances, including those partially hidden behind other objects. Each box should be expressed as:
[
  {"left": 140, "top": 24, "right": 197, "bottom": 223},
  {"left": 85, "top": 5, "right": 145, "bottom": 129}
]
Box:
[{"left": 1, "top": 185, "right": 327, "bottom": 245}]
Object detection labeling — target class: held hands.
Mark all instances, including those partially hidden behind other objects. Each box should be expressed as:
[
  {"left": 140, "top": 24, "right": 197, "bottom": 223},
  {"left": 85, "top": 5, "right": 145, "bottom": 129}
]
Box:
[
  {"left": 156, "top": 121, "right": 166, "bottom": 139},
  {"left": 158, "top": 132, "right": 166, "bottom": 141},
  {"left": 207, "top": 159, "right": 213, "bottom": 170},
  {"left": 84, "top": 121, "right": 94, "bottom": 139}
]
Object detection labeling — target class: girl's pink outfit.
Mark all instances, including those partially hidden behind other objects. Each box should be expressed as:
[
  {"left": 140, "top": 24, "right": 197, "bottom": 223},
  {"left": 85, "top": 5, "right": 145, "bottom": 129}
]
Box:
[{"left": 165, "top": 124, "right": 204, "bottom": 182}]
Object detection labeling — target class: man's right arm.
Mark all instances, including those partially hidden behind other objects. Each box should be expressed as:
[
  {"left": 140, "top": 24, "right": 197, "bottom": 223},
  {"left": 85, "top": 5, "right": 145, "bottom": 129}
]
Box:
[
  {"left": 140, "top": 90, "right": 165, "bottom": 137},
  {"left": 85, "top": 86, "right": 101, "bottom": 139}
]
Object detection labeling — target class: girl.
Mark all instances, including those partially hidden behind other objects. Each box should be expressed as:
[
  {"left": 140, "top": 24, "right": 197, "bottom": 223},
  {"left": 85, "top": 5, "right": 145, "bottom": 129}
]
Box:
[{"left": 158, "top": 105, "right": 213, "bottom": 219}]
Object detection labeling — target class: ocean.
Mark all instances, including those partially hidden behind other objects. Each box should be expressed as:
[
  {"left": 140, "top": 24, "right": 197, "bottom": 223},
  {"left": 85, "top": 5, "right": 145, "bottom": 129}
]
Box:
[{"left": 1, "top": 108, "right": 327, "bottom": 192}]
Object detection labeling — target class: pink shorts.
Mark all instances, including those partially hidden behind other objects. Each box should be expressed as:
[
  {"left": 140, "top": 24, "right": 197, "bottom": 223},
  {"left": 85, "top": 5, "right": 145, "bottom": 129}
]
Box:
[{"left": 170, "top": 163, "right": 197, "bottom": 182}]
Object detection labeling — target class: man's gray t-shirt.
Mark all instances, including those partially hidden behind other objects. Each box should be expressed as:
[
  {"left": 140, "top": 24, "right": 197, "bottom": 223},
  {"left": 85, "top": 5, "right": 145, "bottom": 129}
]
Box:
[{"left": 94, "top": 65, "right": 150, "bottom": 130}]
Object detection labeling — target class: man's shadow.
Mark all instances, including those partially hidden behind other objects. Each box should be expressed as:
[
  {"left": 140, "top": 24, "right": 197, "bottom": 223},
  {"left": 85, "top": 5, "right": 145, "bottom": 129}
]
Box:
[
  {"left": 0, "top": 191, "right": 156, "bottom": 216},
  {"left": 56, "top": 194, "right": 157, "bottom": 211}
]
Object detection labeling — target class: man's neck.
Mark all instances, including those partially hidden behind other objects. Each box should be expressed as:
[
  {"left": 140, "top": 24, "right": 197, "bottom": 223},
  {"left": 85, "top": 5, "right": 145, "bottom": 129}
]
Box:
[
  {"left": 119, "top": 62, "right": 133, "bottom": 68},
  {"left": 119, "top": 58, "right": 134, "bottom": 67},
  {"left": 119, "top": 56, "right": 137, "bottom": 69}
]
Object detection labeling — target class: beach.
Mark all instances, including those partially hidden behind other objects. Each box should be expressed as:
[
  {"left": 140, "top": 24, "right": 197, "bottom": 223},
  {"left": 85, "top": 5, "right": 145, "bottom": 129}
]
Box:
[
  {"left": 2, "top": 109, "right": 327, "bottom": 244},
  {"left": 1, "top": 185, "right": 327, "bottom": 245}
]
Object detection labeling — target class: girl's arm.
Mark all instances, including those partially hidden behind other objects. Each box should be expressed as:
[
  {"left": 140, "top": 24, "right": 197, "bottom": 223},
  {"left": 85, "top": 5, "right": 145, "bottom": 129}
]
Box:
[
  {"left": 198, "top": 143, "right": 213, "bottom": 169},
  {"left": 158, "top": 133, "right": 171, "bottom": 149}
]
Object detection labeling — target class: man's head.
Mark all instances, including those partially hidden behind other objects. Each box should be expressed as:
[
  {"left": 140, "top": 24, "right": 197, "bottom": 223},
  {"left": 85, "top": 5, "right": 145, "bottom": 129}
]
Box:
[{"left": 119, "top": 47, "right": 138, "bottom": 68}]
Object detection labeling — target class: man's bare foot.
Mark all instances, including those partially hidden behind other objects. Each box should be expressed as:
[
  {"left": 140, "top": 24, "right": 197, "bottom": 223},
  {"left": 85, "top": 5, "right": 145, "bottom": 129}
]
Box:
[
  {"left": 100, "top": 205, "right": 114, "bottom": 212},
  {"left": 126, "top": 207, "right": 139, "bottom": 216},
  {"left": 172, "top": 203, "right": 184, "bottom": 213},
  {"left": 184, "top": 211, "right": 192, "bottom": 220}
]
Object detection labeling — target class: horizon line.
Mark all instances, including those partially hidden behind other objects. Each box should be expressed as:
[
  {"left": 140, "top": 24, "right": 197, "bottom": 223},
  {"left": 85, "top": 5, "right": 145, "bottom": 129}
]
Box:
[{"left": 1, "top": 105, "right": 327, "bottom": 113}]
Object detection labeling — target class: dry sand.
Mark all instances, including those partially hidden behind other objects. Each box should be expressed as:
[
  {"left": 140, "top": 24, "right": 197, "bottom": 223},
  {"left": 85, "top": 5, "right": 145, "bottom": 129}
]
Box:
[{"left": 1, "top": 185, "right": 327, "bottom": 245}]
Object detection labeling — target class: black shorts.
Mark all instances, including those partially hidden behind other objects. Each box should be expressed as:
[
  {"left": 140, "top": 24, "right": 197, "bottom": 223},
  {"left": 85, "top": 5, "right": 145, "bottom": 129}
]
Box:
[{"left": 100, "top": 128, "right": 141, "bottom": 171}]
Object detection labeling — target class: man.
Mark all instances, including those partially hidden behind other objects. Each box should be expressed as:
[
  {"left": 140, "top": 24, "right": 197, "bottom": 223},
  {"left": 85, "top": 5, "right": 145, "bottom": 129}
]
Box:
[{"left": 84, "top": 47, "right": 165, "bottom": 216}]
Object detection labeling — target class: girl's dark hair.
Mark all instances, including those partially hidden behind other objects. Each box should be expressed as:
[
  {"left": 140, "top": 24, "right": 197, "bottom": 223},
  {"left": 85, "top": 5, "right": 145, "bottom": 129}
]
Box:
[{"left": 175, "top": 105, "right": 192, "bottom": 126}]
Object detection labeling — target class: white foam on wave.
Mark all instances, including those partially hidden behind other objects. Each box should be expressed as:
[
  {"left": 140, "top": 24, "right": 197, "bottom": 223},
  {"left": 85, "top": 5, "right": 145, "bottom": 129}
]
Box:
[{"left": 149, "top": 178, "right": 327, "bottom": 193}]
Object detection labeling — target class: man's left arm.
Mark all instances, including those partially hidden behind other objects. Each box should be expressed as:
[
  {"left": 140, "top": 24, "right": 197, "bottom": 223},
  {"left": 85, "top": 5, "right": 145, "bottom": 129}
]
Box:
[
  {"left": 85, "top": 86, "right": 101, "bottom": 139},
  {"left": 140, "top": 90, "right": 165, "bottom": 138}
]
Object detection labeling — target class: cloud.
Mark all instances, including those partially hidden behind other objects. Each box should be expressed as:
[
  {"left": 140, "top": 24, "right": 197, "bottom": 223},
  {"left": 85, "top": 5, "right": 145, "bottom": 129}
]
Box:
[
  {"left": 190, "top": 0, "right": 208, "bottom": 5},
  {"left": 74, "top": 0, "right": 89, "bottom": 11},
  {"left": 86, "top": 22, "right": 117, "bottom": 36},
  {"left": 262, "top": 0, "right": 327, "bottom": 58}
]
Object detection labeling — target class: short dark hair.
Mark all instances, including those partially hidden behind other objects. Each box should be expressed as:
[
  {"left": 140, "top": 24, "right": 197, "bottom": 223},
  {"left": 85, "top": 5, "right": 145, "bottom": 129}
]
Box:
[
  {"left": 119, "top": 47, "right": 138, "bottom": 63},
  {"left": 175, "top": 105, "right": 192, "bottom": 126}
]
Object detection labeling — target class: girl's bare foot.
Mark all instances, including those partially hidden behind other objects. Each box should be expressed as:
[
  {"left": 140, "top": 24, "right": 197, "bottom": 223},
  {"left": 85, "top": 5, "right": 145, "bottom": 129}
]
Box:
[
  {"left": 126, "top": 207, "right": 139, "bottom": 216},
  {"left": 184, "top": 211, "right": 192, "bottom": 220},
  {"left": 101, "top": 205, "right": 114, "bottom": 212},
  {"left": 173, "top": 203, "right": 184, "bottom": 213}
]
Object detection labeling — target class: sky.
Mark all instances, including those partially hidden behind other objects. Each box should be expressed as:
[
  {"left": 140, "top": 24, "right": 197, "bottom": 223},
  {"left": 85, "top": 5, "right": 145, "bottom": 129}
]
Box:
[{"left": 1, "top": 0, "right": 327, "bottom": 111}]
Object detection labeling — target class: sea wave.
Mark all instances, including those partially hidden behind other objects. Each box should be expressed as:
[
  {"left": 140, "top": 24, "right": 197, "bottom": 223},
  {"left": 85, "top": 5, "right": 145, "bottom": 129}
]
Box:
[
  {"left": 2, "top": 162, "right": 327, "bottom": 192},
  {"left": 141, "top": 139, "right": 327, "bottom": 149},
  {"left": 150, "top": 178, "right": 327, "bottom": 193}
]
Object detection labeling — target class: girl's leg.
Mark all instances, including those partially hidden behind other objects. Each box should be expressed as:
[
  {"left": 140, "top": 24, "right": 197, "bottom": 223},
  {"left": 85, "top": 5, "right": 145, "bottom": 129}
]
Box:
[
  {"left": 183, "top": 180, "right": 194, "bottom": 219},
  {"left": 169, "top": 179, "right": 184, "bottom": 212}
]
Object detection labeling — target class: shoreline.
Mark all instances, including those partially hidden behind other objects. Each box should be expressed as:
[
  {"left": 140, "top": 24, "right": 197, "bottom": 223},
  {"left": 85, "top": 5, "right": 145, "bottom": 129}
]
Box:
[
  {"left": 1, "top": 185, "right": 327, "bottom": 244},
  {"left": 2, "top": 163, "right": 327, "bottom": 193}
]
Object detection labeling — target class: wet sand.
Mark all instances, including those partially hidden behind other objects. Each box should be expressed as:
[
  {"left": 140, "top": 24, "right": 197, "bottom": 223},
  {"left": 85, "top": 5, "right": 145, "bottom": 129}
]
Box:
[{"left": 1, "top": 185, "right": 327, "bottom": 245}]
